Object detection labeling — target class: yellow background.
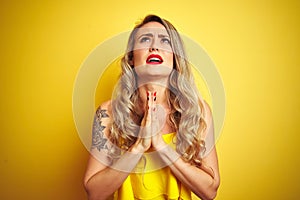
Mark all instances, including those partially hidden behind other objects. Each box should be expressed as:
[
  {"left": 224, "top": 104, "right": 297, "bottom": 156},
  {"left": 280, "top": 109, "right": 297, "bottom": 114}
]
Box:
[{"left": 1, "top": 0, "right": 299, "bottom": 199}]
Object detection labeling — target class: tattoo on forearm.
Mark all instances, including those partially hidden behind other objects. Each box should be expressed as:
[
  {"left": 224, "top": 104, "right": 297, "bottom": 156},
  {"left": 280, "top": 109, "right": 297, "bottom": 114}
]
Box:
[{"left": 92, "top": 108, "right": 109, "bottom": 151}]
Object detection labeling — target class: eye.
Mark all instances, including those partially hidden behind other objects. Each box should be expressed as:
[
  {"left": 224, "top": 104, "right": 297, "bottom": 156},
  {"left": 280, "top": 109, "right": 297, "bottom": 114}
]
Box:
[
  {"left": 161, "top": 38, "right": 171, "bottom": 45},
  {"left": 140, "top": 36, "right": 151, "bottom": 43}
]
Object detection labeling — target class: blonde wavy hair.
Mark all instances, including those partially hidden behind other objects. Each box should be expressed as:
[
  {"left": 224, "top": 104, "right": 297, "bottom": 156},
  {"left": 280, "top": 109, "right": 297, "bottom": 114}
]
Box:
[{"left": 110, "top": 15, "right": 207, "bottom": 167}]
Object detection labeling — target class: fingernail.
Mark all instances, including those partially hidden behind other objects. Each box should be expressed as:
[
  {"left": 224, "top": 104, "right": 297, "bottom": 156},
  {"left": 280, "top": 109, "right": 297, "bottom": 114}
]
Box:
[
  {"left": 154, "top": 92, "right": 157, "bottom": 96},
  {"left": 154, "top": 97, "right": 156, "bottom": 101},
  {"left": 146, "top": 91, "right": 149, "bottom": 96}
]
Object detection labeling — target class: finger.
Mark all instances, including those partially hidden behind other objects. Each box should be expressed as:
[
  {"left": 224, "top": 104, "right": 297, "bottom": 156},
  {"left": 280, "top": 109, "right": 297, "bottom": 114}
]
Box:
[
  {"left": 145, "top": 91, "right": 152, "bottom": 126},
  {"left": 140, "top": 91, "right": 150, "bottom": 127},
  {"left": 151, "top": 91, "right": 157, "bottom": 118},
  {"left": 151, "top": 91, "right": 159, "bottom": 136},
  {"left": 155, "top": 104, "right": 167, "bottom": 133},
  {"left": 139, "top": 91, "right": 152, "bottom": 140}
]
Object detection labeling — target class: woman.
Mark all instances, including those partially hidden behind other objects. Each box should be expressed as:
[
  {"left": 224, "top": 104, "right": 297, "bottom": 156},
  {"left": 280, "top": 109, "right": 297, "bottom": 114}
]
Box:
[{"left": 84, "top": 15, "right": 220, "bottom": 200}]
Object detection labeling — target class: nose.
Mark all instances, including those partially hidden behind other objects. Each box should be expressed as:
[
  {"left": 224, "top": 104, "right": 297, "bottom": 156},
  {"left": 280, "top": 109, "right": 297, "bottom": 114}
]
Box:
[
  {"left": 149, "top": 47, "right": 159, "bottom": 52},
  {"left": 149, "top": 37, "right": 160, "bottom": 52}
]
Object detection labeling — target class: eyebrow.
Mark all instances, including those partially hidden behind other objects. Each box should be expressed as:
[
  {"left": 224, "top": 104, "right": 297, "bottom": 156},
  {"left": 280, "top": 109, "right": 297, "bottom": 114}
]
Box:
[{"left": 137, "top": 33, "right": 170, "bottom": 40}]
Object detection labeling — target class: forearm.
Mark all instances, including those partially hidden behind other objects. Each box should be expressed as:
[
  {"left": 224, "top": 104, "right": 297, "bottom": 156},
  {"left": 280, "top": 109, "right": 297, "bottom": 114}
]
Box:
[
  {"left": 158, "top": 145, "right": 219, "bottom": 200},
  {"left": 85, "top": 151, "right": 142, "bottom": 200}
]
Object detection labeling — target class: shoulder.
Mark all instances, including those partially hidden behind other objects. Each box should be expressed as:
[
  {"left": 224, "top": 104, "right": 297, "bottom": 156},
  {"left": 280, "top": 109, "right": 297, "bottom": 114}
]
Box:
[
  {"left": 95, "top": 100, "right": 112, "bottom": 117},
  {"left": 202, "top": 100, "right": 213, "bottom": 126},
  {"left": 92, "top": 101, "right": 113, "bottom": 151},
  {"left": 201, "top": 100, "right": 214, "bottom": 144},
  {"left": 93, "top": 100, "right": 113, "bottom": 133},
  {"left": 94, "top": 100, "right": 113, "bottom": 124},
  {"left": 201, "top": 100, "right": 216, "bottom": 157}
]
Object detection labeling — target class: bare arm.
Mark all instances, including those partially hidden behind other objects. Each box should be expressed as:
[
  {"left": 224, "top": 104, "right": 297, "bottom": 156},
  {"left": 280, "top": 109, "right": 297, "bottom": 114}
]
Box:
[
  {"left": 158, "top": 146, "right": 219, "bottom": 200},
  {"left": 152, "top": 100, "right": 220, "bottom": 200},
  {"left": 84, "top": 99, "right": 154, "bottom": 200},
  {"left": 84, "top": 151, "right": 142, "bottom": 200}
]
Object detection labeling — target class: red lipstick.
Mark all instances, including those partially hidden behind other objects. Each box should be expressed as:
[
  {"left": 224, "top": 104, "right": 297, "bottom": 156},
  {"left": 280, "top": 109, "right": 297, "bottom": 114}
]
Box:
[{"left": 146, "top": 54, "right": 163, "bottom": 64}]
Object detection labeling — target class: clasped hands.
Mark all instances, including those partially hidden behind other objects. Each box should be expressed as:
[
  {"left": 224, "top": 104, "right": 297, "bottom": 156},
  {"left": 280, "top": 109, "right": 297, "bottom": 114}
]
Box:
[{"left": 131, "top": 91, "right": 168, "bottom": 154}]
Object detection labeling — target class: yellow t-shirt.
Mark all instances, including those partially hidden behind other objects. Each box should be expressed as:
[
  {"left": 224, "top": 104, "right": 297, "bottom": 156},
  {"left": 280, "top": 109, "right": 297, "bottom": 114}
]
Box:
[{"left": 112, "top": 133, "right": 201, "bottom": 200}]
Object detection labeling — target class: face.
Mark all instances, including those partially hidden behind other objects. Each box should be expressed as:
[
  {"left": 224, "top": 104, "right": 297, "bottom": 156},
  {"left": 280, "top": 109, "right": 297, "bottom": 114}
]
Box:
[{"left": 132, "top": 22, "right": 174, "bottom": 69}]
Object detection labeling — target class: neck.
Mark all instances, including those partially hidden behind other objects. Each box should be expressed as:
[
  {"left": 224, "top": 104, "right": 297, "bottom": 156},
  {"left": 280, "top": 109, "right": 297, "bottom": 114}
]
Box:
[{"left": 138, "top": 83, "right": 170, "bottom": 109}]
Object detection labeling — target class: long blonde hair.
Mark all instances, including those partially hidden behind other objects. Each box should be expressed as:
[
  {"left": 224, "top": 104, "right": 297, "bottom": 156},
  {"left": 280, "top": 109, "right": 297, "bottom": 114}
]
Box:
[{"left": 110, "top": 15, "right": 207, "bottom": 167}]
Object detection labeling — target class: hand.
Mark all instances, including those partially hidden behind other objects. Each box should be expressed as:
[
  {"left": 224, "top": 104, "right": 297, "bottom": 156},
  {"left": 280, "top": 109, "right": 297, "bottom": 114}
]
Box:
[
  {"left": 129, "top": 91, "right": 153, "bottom": 153},
  {"left": 150, "top": 91, "right": 167, "bottom": 151},
  {"left": 130, "top": 91, "right": 167, "bottom": 153}
]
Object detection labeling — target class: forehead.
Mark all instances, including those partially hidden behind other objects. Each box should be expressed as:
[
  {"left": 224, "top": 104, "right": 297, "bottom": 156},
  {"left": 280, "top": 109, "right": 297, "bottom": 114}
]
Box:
[{"left": 135, "top": 22, "right": 169, "bottom": 37}]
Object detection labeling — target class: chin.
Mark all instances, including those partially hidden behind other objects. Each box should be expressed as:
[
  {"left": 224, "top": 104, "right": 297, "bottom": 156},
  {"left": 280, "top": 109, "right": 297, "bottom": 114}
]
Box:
[
  {"left": 135, "top": 64, "right": 172, "bottom": 76},
  {"left": 134, "top": 64, "right": 173, "bottom": 86}
]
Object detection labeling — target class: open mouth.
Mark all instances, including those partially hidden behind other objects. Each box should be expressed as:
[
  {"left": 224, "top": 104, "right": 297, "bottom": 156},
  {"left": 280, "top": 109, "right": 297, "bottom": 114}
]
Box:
[{"left": 146, "top": 54, "right": 163, "bottom": 65}]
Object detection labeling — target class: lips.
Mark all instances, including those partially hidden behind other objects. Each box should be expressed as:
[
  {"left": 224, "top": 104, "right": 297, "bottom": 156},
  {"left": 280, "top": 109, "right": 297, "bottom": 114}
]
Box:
[{"left": 146, "top": 54, "right": 163, "bottom": 64}]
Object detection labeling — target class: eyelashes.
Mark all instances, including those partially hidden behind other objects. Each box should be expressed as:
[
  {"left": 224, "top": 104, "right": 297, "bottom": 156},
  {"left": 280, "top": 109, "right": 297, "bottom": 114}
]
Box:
[
  {"left": 140, "top": 37, "right": 150, "bottom": 43},
  {"left": 139, "top": 36, "right": 171, "bottom": 45},
  {"left": 161, "top": 38, "right": 170, "bottom": 44}
]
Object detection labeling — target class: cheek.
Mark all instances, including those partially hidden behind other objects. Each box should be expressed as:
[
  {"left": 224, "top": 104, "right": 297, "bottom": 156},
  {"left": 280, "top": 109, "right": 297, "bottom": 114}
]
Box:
[
  {"left": 133, "top": 50, "right": 145, "bottom": 66},
  {"left": 166, "top": 53, "right": 174, "bottom": 67}
]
